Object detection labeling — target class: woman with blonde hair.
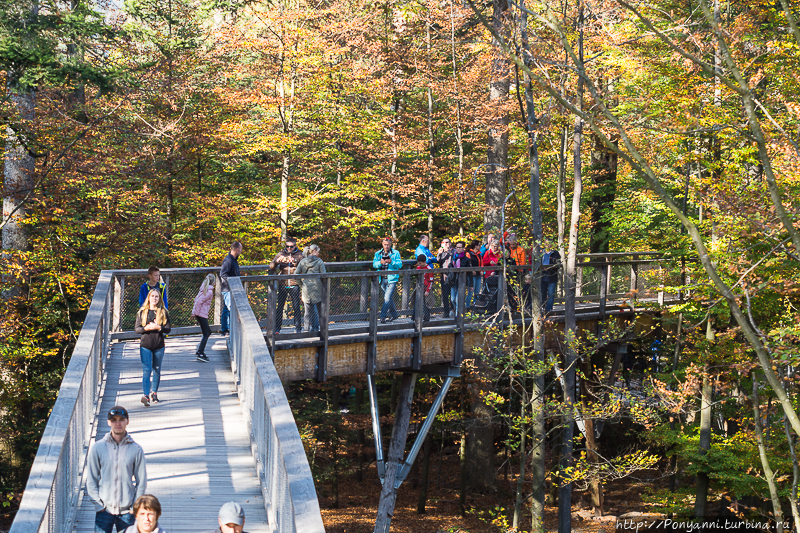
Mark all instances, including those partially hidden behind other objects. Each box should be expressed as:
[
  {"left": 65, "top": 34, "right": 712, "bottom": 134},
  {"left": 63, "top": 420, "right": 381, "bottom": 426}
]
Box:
[
  {"left": 134, "top": 289, "right": 171, "bottom": 406},
  {"left": 191, "top": 274, "right": 215, "bottom": 362}
]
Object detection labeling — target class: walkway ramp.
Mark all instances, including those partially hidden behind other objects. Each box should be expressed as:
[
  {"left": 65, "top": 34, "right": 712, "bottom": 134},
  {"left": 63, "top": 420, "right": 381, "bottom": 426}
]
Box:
[{"left": 72, "top": 336, "right": 270, "bottom": 532}]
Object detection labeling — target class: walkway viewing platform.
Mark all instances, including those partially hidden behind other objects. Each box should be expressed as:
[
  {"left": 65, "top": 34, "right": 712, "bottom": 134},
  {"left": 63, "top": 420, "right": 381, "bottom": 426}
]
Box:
[
  {"left": 72, "top": 337, "right": 270, "bottom": 532},
  {"left": 9, "top": 253, "right": 682, "bottom": 533}
]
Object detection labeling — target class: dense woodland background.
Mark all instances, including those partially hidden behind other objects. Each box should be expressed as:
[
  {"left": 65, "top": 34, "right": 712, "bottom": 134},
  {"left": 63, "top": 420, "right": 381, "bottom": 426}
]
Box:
[{"left": 1, "top": 0, "right": 800, "bottom": 530}]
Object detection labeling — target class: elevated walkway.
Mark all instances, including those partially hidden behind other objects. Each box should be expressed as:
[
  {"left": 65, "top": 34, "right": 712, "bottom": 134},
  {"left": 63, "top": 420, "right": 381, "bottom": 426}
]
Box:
[
  {"left": 10, "top": 253, "right": 681, "bottom": 533},
  {"left": 72, "top": 336, "right": 269, "bottom": 532}
]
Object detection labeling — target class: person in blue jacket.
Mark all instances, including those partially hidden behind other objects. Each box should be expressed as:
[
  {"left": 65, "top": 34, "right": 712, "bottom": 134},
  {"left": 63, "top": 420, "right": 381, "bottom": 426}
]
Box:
[
  {"left": 373, "top": 237, "right": 403, "bottom": 323},
  {"left": 139, "top": 266, "right": 168, "bottom": 310},
  {"left": 414, "top": 235, "right": 436, "bottom": 266}
]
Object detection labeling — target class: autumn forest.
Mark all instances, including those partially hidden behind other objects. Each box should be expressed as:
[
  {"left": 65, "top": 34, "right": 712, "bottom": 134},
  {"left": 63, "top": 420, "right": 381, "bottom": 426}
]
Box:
[{"left": 1, "top": 0, "right": 800, "bottom": 530}]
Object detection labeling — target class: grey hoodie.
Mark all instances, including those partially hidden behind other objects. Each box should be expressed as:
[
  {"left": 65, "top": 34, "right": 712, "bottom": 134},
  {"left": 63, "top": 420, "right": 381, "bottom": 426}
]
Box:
[{"left": 86, "top": 432, "right": 147, "bottom": 515}]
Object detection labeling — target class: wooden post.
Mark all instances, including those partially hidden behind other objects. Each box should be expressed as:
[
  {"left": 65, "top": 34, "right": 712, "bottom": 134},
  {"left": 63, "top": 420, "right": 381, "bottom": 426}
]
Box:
[
  {"left": 413, "top": 272, "right": 424, "bottom": 370},
  {"left": 374, "top": 372, "right": 417, "bottom": 533},
  {"left": 454, "top": 273, "right": 465, "bottom": 366},
  {"left": 163, "top": 274, "right": 170, "bottom": 309},
  {"left": 214, "top": 274, "right": 222, "bottom": 326},
  {"left": 317, "top": 278, "right": 330, "bottom": 381},
  {"left": 658, "top": 265, "right": 665, "bottom": 305},
  {"left": 368, "top": 276, "right": 379, "bottom": 375},
  {"left": 267, "top": 280, "right": 276, "bottom": 356},
  {"left": 360, "top": 277, "right": 369, "bottom": 313},
  {"left": 576, "top": 259, "right": 583, "bottom": 297},
  {"left": 599, "top": 260, "right": 608, "bottom": 319},
  {"left": 497, "top": 269, "right": 506, "bottom": 315},
  {"left": 112, "top": 276, "right": 124, "bottom": 332},
  {"left": 401, "top": 270, "right": 410, "bottom": 312},
  {"left": 630, "top": 263, "right": 638, "bottom": 302}
]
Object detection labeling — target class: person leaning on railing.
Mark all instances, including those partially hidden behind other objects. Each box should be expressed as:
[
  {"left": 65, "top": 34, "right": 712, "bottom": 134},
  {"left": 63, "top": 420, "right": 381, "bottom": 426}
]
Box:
[
  {"left": 481, "top": 240, "right": 505, "bottom": 314},
  {"left": 268, "top": 237, "right": 304, "bottom": 334},
  {"left": 295, "top": 244, "right": 326, "bottom": 332},
  {"left": 373, "top": 237, "right": 402, "bottom": 323},
  {"left": 219, "top": 241, "right": 242, "bottom": 335}
]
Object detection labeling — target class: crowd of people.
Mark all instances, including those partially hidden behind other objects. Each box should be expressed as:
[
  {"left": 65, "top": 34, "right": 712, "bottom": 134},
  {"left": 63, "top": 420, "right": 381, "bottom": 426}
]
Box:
[
  {"left": 115, "top": 234, "right": 562, "bottom": 531},
  {"left": 88, "top": 406, "right": 251, "bottom": 533},
  {"left": 132, "top": 235, "right": 561, "bottom": 409}
]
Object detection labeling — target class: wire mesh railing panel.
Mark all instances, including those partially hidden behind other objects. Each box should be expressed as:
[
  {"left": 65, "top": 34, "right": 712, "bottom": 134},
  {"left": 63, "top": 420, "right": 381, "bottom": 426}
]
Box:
[
  {"left": 164, "top": 273, "right": 212, "bottom": 327},
  {"left": 11, "top": 274, "right": 111, "bottom": 533}
]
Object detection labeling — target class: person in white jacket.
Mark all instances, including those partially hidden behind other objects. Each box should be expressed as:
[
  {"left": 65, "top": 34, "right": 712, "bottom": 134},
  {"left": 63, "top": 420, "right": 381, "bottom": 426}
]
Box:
[{"left": 87, "top": 406, "right": 147, "bottom": 533}]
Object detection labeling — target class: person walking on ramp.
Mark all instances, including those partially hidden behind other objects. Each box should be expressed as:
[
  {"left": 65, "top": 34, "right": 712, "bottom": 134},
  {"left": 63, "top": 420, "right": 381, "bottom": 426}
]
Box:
[
  {"left": 192, "top": 274, "right": 215, "bottom": 362},
  {"left": 135, "top": 289, "right": 171, "bottom": 406},
  {"left": 87, "top": 406, "right": 147, "bottom": 533},
  {"left": 124, "top": 495, "right": 167, "bottom": 533}
]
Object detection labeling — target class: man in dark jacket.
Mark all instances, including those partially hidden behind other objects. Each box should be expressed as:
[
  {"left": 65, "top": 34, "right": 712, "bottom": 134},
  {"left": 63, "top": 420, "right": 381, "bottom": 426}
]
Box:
[
  {"left": 541, "top": 246, "right": 561, "bottom": 314},
  {"left": 220, "top": 241, "right": 242, "bottom": 335},
  {"left": 268, "top": 237, "right": 304, "bottom": 334}
]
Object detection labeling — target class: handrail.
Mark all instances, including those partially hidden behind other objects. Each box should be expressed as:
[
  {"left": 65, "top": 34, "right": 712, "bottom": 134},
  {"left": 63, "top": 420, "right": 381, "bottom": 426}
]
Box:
[
  {"left": 227, "top": 277, "right": 325, "bottom": 533},
  {"left": 10, "top": 272, "right": 113, "bottom": 533}
]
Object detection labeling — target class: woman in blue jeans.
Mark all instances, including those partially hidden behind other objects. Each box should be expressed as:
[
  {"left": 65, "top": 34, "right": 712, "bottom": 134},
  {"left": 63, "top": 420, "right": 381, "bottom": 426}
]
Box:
[{"left": 134, "top": 289, "right": 171, "bottom": 407}]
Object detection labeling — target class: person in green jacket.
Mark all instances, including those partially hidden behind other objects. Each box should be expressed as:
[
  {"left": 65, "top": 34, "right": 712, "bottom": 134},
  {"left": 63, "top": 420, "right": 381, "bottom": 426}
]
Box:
[
  {"left": 295, "top": 245, "right": 326, "bottom": 332},
  {"left": 373, "top": 237, "right": 403, "bottom": 323}
]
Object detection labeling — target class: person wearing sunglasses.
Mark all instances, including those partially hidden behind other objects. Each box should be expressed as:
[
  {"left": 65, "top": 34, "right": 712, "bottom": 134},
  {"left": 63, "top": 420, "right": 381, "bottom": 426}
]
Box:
[{"left": 87, "top": 406, "right": 147, "bottom": 533}]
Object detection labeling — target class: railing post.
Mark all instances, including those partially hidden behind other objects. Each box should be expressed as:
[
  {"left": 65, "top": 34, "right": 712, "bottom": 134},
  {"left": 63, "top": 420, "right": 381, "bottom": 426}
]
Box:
[
  {"left": 112, "top": 276, "right": 123, "bottom": 332},
  {"left": 454, "top": 273, "right": 465, "bottom": 366},
  {"left": 163, "top": 274, "right": 170, "bottom": 309},
  {"left": 367, "top": 275, "right": 379, "bottom": 375},
  {"left": 401, "top": 270, "right": 410, "bottom": 313},
  {"left": 214, "top": 274, "right": 222, "bottom": 326},
  {"left": 599, "top": 259, "right": 608, "bottom": 319},
  {"left": 412, "top": 272, "right": 423, "bottom": 370},
  {"left": 360, "top": 276, "right": 369, "bottom": 313},
  {"left": 576, "top": 258, "right": 583, "bottom": 297},
  {"left": 658, "top": 264, "right": 665, "bottom": 305},
  {"left": 267, "top": 280, "right": 276, "bottom": 357},
  {"left": 498, "top": 268, "right": 506, "bottom": 315},
  {"left": 317, "top": 278, "right": 330, "bottom": 382},
  {"left": 630, "top": 262, "right": 639, "bottom": 302}
]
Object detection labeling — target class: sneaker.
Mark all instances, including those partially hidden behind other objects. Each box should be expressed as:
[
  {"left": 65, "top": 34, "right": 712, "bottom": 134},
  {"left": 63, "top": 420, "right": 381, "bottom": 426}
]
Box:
[
  {"left": 150, "top": 392, "right": 159, "bottom": 404},
  {"left": 141, "top": 395, "right": 150, "bottom": 407},
  {"left": 196, "top": 354, "right": 210, "bottom": 363}
]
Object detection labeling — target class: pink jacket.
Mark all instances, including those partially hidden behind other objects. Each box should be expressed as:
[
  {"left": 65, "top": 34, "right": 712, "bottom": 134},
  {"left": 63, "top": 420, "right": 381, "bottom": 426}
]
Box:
[{"left": 191, "top": 286, "right": 214, "bottom": 318}]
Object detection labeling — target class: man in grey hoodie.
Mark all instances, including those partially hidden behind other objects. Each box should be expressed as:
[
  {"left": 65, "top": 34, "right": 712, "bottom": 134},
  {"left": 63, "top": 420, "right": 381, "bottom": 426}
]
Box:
[{"left": 87, "top": 406, "right": 147, "bottom": 533}]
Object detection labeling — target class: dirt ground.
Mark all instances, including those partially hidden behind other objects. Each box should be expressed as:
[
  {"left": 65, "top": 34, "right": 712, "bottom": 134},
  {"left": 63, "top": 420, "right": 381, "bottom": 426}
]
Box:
[{"left": 319, "top": 452, "right": 667, "bottom": 533}]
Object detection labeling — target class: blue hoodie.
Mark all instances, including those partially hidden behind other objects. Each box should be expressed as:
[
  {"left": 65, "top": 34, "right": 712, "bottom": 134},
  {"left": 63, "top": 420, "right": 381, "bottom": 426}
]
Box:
[
  {"left": 414, "top": 244, "right": 436, "bottom": 266},
  {"left": 373, "top": 248, "right": 403, "bottom": 283}
]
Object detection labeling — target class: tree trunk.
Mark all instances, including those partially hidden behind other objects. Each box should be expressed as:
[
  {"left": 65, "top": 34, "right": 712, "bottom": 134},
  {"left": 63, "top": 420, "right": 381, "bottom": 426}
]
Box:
[
  {"left": 752, "top": 378, "right": 784, "bottom": 533},
  {"left": 513, "top": 386, "right": 527, "bottom": 529},
  {"left": 466, "top": 362, "right": 496, "bottom": 491},
  {"left": 783, "top": 415, "right": 800, "bottom": 533},
  {"left": 459, "top": 375, "right": 468, "bottom": 517},
  {"left": 519, "top": 0, "right": 546, "bottom": 527},
  {"left": 374, "top": 373, "right": 417, "bottom": 533},
  {"left": 694, "top": 361, "right": 712, "bottom": 517},
  {"left": 416, "top": 431, "right": 433, "bottom": 514},
  {"left": 559, "top": 3, "right": 584, "bottom": 530},
  {"left": 450, "top": 1, "right": 465, "bottom": 236},
  {"left": 484, "top": 0, "right": 510, "bottom": 232},
  {"left": 588, "top": 132, "right": 617, "bottom": 254},
  {"left": 3, "top": 90, "right": 35, "bottom": 258}
]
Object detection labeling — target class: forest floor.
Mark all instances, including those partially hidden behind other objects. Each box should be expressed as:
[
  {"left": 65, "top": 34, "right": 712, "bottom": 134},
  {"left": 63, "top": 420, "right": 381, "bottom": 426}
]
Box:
[{"left": 319, "top": 452, "right": 668, "bottom": 533}]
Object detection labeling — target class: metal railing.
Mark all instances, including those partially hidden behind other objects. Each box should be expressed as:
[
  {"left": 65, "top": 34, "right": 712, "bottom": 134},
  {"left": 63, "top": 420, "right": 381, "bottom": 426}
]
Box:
[
  {"left": 10, "top": 272, "right": 113, "bottom": 533},
  {"left": 227, "top": 277, "right": 325, "bottom": 533}
]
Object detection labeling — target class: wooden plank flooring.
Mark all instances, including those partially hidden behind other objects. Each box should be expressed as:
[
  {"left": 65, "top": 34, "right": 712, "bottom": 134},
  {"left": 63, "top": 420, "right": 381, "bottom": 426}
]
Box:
[{"left": 72, "top": 336, "right": 271, "bottom": 533}]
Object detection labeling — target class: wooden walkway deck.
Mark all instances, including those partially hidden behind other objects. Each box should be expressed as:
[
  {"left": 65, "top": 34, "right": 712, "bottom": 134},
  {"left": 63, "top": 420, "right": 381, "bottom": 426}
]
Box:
[{"left": 72, "top": 336, "right": 271, "bottom": 533}]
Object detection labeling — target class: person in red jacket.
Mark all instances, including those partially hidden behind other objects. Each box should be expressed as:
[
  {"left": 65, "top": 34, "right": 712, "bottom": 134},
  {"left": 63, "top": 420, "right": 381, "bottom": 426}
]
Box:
[{"left": 481, "top": 240, "right": 505, "bottom": 314}]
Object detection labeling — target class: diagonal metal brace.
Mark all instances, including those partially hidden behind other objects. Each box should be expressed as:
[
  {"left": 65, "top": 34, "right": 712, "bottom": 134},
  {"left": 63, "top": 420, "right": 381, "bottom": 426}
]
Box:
[
  {"left": 393, "top": 375, "right": 453, "bottom": 489},
  {"left": 367, "top": 373, "right": 386, "bottom": 483}
]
